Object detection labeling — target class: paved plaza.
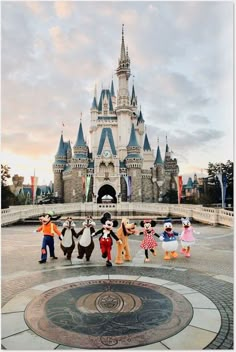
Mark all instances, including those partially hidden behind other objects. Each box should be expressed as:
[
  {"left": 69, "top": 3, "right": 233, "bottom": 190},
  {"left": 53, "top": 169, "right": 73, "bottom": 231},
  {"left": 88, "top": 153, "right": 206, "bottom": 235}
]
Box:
[{"left": 1, "top": 222, "right": 234, "bottom": 350}]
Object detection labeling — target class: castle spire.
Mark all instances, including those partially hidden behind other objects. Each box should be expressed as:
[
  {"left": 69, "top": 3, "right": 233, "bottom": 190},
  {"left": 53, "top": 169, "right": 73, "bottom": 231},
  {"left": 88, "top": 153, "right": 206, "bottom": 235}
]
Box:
[
  {"left": 74, "top": 121, "right": 86, "bottom": 147},
  {"left": 127, "top": 123, "right": 140, "bottom": 148},
  {"left": 143, "top": 133, "right": 151, "bottom": 151}
]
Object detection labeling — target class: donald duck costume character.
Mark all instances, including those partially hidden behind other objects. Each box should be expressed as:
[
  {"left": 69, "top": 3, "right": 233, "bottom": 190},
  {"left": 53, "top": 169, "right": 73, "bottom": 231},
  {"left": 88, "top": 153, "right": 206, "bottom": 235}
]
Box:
[{"left": 160, "top": 218, "right": 179, "bottom": 260}]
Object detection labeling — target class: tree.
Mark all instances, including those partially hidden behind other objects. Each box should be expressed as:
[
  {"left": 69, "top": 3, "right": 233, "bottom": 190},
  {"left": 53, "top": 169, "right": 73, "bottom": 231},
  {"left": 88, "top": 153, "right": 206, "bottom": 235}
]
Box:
[
  {"left": 206, "top": 160, "right": 233, "bottom": 206},
  {"left": 162, "top": 189, "right": 178, "bottom": 204},
  {"left": 1, "top": 164, "right": 11, "bottom": 186},
  {"left": 1, "top": 164, "right": 16, "bottom": 208}
]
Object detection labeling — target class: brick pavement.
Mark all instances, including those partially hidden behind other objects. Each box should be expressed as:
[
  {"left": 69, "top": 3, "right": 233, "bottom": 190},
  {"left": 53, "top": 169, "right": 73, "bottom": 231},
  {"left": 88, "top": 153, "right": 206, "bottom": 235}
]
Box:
[{"left": 1, "top": 223, "right": 233, "bottom": 350}]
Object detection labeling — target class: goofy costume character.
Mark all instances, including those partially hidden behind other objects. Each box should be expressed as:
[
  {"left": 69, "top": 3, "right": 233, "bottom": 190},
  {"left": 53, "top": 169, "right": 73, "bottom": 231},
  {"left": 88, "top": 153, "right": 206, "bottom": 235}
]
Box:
[{"left": 35, "top": 211, "right": 63, "bottom": 264}]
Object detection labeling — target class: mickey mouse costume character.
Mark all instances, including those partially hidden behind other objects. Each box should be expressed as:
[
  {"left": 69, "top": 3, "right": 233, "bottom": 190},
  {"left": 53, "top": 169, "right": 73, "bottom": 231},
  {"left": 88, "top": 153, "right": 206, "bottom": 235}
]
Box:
[
  {"left": 93, "top": 212, "right": 122, "bottom": 267},
  {"left": 60, "top": 217, "right": 77, "bottom": 260},
  {"left": 77, "top": 216, "right": 96, "bottom": 262},
  {"left": 35, "top": 211, "right": 63, "bottom": 264},
  {"left": 180, "top": 217, "right": 199, "bottom": 258},
  {"left": 139, "top": 219, "right": 160, "bottom": 262},
  {"left": 159, "top": 218, "right": 179, "bottom": 260}
]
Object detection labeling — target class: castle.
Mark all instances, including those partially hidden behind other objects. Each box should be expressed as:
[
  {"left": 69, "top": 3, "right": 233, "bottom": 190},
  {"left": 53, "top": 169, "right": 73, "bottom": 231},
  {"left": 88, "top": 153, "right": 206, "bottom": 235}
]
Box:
[{"left": 53, "top": 26, "right": 179, "bottom": 204}]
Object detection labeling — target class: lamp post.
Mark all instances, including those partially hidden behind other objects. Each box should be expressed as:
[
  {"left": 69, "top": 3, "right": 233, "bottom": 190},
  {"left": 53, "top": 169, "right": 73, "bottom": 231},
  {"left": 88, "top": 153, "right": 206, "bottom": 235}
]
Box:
[{"left": 216, "top": 167, "right": 226, "bottom": 209}]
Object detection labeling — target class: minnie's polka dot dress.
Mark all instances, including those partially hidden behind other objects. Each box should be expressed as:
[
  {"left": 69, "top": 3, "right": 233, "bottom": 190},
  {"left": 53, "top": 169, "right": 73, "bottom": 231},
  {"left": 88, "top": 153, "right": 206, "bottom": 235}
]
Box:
[{"left": 140, "top": 229, "right": 158, "bottom": 249}]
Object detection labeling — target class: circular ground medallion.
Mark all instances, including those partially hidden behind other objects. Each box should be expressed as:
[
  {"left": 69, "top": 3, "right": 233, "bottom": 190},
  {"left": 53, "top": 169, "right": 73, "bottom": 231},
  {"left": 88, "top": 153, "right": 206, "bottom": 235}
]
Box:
[{"left": 25, "top": 279, "right": 193, "bottom": 349}]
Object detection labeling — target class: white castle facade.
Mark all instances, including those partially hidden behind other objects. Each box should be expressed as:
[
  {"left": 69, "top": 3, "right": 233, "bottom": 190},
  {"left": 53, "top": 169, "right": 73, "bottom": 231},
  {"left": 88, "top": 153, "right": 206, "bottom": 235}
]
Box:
[{"left": 53, "top": 26, "right": 179, "bottom": 203}]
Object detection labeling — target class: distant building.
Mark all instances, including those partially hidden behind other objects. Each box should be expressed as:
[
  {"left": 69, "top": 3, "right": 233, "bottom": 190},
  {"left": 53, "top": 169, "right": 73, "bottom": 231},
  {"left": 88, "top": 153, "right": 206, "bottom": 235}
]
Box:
[{"left": 53, "top": 26, "right": 179, "bottom": 204}]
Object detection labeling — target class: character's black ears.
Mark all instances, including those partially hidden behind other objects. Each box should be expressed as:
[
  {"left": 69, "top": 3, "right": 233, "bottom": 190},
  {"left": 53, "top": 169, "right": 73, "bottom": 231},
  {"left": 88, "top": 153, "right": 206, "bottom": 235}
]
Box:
[
  {"left": 101, "top": 212, "right": 113, "bottom": 224},
  {"left": 112, "top": 220, "right": 118, "bottom": 228},
  {"left": 140, "top": 220, "right": 157, "bottom": 227}
]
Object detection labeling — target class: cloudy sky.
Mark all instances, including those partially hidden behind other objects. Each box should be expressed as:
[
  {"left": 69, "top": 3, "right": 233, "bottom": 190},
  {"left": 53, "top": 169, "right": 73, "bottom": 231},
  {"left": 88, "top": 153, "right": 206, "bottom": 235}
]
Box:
[{"left": 2, "top": 1, "right": 234, "bottom": 186}]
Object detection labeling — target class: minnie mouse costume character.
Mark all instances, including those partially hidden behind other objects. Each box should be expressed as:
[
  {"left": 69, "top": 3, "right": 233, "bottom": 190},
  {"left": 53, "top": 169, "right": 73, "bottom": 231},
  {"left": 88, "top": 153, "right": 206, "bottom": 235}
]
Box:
[
  {"left": 93, "top": 213, "right": 122, "bottom": 267},
  {"left": 35, "top": 211, "right": 63, "bottom": 264},
  {"left": 160, "top": 219, "right": 179, "bottom": 260},
  {"left": 139, "top": 219, "right": 160, "bottom": 262},
  {"left": 77, "top": 216, "right": 96, "bottom": 262},
  {"left": 180, "top": 217, "right": 199, "bottom": 258}
]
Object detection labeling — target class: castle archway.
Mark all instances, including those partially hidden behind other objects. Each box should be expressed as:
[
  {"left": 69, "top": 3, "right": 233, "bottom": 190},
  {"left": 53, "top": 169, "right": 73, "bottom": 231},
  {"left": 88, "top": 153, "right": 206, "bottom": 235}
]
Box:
[{"left": 97, "top": 184, "right": 117, "bottom": 204}]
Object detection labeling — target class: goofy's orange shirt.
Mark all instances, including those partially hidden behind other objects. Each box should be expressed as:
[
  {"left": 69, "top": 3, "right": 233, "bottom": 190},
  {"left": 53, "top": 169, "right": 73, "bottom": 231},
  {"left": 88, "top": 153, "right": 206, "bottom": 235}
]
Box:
[{"left": 37, "top": 223, "right": 61, "bottom": 237}]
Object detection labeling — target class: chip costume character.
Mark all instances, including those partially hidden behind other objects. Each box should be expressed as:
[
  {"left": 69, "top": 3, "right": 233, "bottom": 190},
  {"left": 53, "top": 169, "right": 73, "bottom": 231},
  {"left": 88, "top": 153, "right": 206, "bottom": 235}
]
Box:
[
  {"left": 60, "top": 217, "right": 77, "bottom": 260},
  {"left": 115, "top": 218, "right": 138, "bottom": 264},
  {"left": 139, "top": 219, "right": 160, "bottom": 262},
  {"left": 93, "top": 212, "right": 122, "bottom": 267},
  {"left": 160, "top": 219, "right": 179, "bottom": 260},
  {"left": 77, "top": 216, "right": 96, "bottom": 262},
  {"left": 35, "top": 211, "right": 63, "bottom": 264}
]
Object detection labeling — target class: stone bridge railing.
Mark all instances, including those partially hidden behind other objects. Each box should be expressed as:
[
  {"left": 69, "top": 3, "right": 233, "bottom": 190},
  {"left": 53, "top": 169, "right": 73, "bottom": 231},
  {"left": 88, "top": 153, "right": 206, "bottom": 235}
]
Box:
[{"left": 1, "top": 203, "right": 234, "bottom": 227}]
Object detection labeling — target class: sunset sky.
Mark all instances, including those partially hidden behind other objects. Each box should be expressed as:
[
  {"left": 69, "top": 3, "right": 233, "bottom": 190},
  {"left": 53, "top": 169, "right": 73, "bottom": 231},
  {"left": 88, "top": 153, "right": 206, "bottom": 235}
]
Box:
[{"left": 2, "top": 1, "right": 234, "bottom": 186}]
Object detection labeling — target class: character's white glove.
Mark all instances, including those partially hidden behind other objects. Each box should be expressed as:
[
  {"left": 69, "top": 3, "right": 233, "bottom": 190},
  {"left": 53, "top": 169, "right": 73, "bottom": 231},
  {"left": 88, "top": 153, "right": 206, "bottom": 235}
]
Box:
[
  {"left": 70, "top": 221, "right": 76, "bottom": 228},
  {"left": 91, "top": 232, "right": 96, "bottom": 237},
  {"left": 118, "top": 239, "right": 122, "bottom": 245},
  {"left": 33, "top": 230, "right": 38, "bottom": 233},
  {"left": 159, "top": 235, "right": 164, "bottom": 241},
  {"left": 59, "top": 235, "right": 63, "bottom": 241}
]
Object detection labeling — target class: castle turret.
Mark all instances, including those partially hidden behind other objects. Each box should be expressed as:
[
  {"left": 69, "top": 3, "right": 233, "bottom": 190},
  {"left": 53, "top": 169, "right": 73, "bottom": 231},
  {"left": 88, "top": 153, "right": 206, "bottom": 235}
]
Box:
[
  {"left": 53, "top": 133, "right": 67, "bottom": 199},
  {"left": 110, "top": 79, "right": 116, "bottom": 108},
  {"left": 116, "top": 24, "right": 131, "bottom": 108},
  {"left": 125, "top": 123, "right": 142, "bottom": 202},
  {"left": 71, "top": 120, "right": 89, "bottom": 202}
]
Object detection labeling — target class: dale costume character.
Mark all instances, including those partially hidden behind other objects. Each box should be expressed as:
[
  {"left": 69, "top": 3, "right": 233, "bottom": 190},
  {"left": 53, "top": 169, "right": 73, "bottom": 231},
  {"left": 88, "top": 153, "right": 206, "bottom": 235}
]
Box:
[
  {"left": 180, "top": 217, "right": 199, "bottom": 258},
  {"left": 115, "top": 218, "right": 138, "bottom": 264},
  {"left": 77, "top": 216, "right": 96, "bottom": 262},
  {"left": 35, "top": 211, "right": 63, "bottom": 264},
  {"left": 160, "top": 219, "right": 179, "bottom": 260},
  {"left": 93, "top": 213, "right": 122, "bottom": 267},
  {"left": 139, "top": 219, "right": 160, "bottom": 262},
  {"left": 61, "top": 217, "right": 77, "bottom": 260}
]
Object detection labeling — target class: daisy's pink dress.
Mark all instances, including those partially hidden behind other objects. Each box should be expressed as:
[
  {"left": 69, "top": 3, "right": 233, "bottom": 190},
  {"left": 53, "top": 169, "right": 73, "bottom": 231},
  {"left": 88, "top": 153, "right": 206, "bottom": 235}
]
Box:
[{"left": 180, "top": 227, "right": 196, "bottom": 248}]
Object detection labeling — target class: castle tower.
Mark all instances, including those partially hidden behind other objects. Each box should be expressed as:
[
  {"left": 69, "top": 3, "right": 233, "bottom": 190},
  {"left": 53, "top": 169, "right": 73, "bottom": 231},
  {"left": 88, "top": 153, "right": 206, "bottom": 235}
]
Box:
[
  {"left": 71, "top": 120, "right": 89, "bottom": 202},
  {"left": 125, "top": 123, "right": 143, "bottom": 202},
  {"left": 53, "top": 133, "right": 67, "bottom": 199},
  {"left": 116, "top": 25, "right": 133, "bottom": 160},
  {"left": 153, "top": 139, "right": 164, "bottom": 201},
  {"left": 142, "top": 132, "right": 154, "bottom": 202}
]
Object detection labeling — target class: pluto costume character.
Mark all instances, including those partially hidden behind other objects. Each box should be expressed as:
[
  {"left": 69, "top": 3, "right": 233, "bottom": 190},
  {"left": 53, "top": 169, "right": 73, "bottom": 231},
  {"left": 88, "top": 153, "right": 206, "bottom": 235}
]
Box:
[
  {"left": 93, "top": 213, "right": 122, "bottom": 267},
  {"left": 115, "top": 218, "right": 138, "bottom": 264},
  {"left": 60, "top": 217, "right": 77, "bottom": 260},
  {"left": 35, "top": 211, "right": 63, "bottom": 264},
  {"left": 160, "top": 219, "right": 179, "bottom": 260},
  {"left": 77, "top": 216, "right": 96, "bottom": 262}
]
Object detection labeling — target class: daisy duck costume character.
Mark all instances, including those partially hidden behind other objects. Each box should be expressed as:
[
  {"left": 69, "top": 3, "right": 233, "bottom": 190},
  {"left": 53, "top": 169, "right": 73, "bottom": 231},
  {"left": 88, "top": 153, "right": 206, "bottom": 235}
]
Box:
[
  {"left": 160, "top": 218, "right": 179, "bottom": 260},
  {"left": 180, "top": 217, "right": 199, "bottom": 258},
  {"left": 139, "top": 219, "right": 160, "bottom": 262},
  {"left": 93, "top": 212, "right": 122, "bottom": 267}
]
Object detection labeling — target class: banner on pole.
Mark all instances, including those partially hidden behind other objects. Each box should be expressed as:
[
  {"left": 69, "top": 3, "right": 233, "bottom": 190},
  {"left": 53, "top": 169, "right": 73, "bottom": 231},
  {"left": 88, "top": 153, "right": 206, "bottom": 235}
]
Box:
[
  {"left": 82, "top": 176, "right": 86, "bottom": 195},
  {"left": 124, "top": 176, "right": 132, "bottom": 197},
  {"left": 30, "top": 176, "right": 38, "bottom": 204},
  {"left": 86, "top": 176, "right": 91, "bottom": 202}
]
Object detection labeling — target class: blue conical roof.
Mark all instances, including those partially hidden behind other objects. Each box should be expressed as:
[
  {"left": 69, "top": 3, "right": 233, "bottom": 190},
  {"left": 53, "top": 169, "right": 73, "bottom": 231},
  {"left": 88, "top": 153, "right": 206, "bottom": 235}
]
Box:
[
  {"left": 91, "top": 96, "right": 98, "bottom": 109},
  {"left": 143, "top": 133, "right": 151, "bottom": 151},
  {"left": 111, "top": 80, "right": 115, "bottom": 96},
  {"left": 131, "top": 84, "right": 137, "bottom": 106},
  {"left": 55, "top": 133, "right": 66, "bottom": 157},
  {"left": 74, "top": 122, "right": 86, "bottom": 147},
  {"left": 127, "top": 123, "right": 140, "bottom": 148},
  {"left": 137, "top": 109, "right": 144, "bottom": 124},
  {"left": 154, "top": 145, "right": 163, "bottom": 164}
]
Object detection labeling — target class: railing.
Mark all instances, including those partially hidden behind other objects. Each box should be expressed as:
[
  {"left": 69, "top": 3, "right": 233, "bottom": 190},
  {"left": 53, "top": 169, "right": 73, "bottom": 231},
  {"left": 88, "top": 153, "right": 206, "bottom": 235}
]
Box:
[{"left": 1, "top": 203, "right": 234, "bottom": 227}]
